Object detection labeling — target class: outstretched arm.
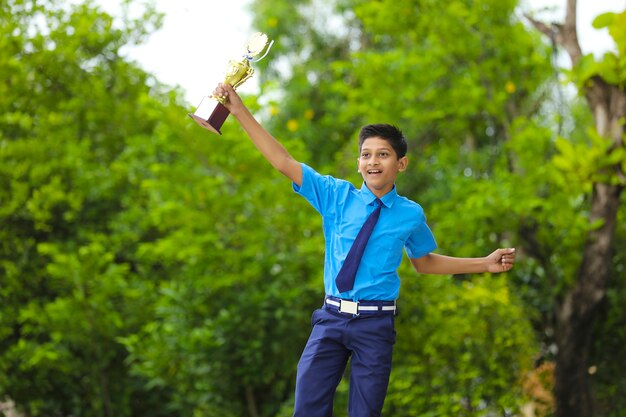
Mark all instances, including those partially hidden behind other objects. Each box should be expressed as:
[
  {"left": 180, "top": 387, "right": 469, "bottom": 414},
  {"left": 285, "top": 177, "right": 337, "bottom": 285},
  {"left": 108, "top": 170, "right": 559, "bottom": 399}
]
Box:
[
  {"left": 411, "top": 248, "right": 516, "bottom": 275},
  {"left": 212, "top": 83, "right": 303, "bottom": 186}
]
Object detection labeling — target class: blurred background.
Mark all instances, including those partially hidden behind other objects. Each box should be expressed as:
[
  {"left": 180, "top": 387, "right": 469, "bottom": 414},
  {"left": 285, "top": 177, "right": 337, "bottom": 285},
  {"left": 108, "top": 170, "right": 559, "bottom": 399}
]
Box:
[{"left": 1, "top": 1, "right": 625, "bottom": 416}]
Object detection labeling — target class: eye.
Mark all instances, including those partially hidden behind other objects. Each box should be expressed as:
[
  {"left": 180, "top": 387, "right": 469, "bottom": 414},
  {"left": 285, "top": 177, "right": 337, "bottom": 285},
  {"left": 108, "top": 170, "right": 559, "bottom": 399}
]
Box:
[
  {"left": 379, "top": 152, "right": 389, "bottom": 158},
  {"left": 361, "top": 152, "right": 370, "bottom": 158}
]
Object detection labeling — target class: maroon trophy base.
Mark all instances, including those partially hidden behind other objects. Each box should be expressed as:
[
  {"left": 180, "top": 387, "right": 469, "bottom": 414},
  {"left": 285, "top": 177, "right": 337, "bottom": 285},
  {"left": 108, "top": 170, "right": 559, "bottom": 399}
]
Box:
[{"left": 188, "top": 96, "right": 230, "bottom": 135}]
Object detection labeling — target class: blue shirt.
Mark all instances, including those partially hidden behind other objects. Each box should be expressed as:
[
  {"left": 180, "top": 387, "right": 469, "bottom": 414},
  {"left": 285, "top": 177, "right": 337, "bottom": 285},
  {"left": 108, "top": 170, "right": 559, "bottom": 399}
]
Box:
[{"left": 293, "top": 163, "right": 437, "bottom": 301}]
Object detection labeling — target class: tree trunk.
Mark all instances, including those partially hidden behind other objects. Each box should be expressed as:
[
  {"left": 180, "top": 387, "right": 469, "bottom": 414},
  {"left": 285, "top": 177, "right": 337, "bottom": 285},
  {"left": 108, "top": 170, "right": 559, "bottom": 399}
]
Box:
[
  {"left": 554, "top": 182, "right": 622, "bottom": 417},
  {"left": 554, "top": 81, "right": 625, "bottom": 417},
  {"left": 528, "top": 1, "right": 626, "bottom": 416},
  {"left": 245, "top": 386, "right": 261, "bottom": 417}
]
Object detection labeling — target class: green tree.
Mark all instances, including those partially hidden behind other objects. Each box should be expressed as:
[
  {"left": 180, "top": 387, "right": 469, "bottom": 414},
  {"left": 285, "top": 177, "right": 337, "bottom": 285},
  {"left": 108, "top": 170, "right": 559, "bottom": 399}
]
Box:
[
  {"left": 1, "top": 1, "right": 323, "bottom": 416},
  {"left": 0, "top": 1, "right": 183, "bottom": 415},
  {"left": 3, "top": 0, "right": 624, "bottom": 416},
  {"left": 251, "top": 0, "right": 553, "bottom": 415},
  {"left": 252, "top": 0, "right": 626, "bottom": 416},
  {"left": 117, "top": 117, "right": 323, "bottom": 416},
  {"left": 526, "top": 3, "right": 626, "bottom": 416}
]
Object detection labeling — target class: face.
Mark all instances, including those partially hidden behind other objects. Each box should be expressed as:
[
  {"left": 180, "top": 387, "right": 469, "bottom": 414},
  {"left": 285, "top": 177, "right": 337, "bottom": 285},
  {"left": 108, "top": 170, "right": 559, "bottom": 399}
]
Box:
[{"left": 357, "top": 136, "right": 408, "bottom": 197}]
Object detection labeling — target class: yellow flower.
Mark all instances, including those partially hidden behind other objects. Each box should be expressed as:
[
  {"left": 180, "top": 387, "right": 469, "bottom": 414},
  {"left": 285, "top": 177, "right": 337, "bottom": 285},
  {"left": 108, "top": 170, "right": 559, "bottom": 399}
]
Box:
[
  {"left": 270, "top": 105, "right": 279, "bottom": 116},
  {"left": 268, "top": 17, "right": 278, "bottom": 28},
  {"left": 505, "top": 81, "right": 516, "bottom": 94},
  {"left": 287, "top": 119, "right": 299, "bottom": 132},
  {"left": 304, "top": 109, "right": 314, "bottom": 120}
]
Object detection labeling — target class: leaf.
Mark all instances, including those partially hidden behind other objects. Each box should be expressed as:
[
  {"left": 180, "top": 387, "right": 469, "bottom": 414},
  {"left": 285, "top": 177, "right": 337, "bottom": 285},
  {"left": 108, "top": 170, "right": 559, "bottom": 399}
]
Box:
[{"left": 592, "top": 12, "right": 616, "bottom": 30}]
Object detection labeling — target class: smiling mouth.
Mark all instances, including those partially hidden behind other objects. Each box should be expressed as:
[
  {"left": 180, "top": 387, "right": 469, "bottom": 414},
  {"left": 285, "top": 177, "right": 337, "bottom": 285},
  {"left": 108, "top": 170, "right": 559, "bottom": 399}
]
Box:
[{"left": 367, "top": 169, "right": 382, "bottom": 174}]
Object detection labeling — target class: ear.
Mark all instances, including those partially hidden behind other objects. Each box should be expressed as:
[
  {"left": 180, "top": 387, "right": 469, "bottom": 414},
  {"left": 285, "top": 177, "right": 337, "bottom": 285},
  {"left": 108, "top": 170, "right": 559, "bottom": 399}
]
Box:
[
  {"left": 397, "top": 156, "right": 408, "bottom": 172},
  {"left": 357, "top": 157, "right": 361, "bottom": 173}
]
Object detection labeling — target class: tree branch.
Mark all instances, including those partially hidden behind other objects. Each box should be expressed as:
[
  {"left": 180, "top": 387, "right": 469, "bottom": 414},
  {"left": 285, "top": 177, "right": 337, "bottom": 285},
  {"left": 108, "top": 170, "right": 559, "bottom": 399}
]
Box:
[
  {"left": 524, "top": 0, "right": 583, "bottom": 66},
  {"left": 561, "top": 0, "right": 583, "bottom": 65}
]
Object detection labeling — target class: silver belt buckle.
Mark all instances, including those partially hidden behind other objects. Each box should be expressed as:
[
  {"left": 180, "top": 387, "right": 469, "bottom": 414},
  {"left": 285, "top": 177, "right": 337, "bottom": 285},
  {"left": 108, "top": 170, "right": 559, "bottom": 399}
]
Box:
[{"left": 339, "top": 299, "right": 359, "bottom": 315}]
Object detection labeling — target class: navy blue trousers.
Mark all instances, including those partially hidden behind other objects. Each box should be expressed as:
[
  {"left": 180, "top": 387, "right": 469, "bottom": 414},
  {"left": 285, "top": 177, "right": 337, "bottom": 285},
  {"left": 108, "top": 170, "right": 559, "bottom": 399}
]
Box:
[{"left": 293, "top": 307, "right": 396, "bottom": 417}]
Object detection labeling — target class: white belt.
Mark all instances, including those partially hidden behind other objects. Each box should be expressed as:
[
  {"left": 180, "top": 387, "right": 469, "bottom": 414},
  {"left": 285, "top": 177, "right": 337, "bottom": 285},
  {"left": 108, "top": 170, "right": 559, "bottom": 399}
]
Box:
[{"left": 325, "top": 296, "right": 397, "bottom": 315}]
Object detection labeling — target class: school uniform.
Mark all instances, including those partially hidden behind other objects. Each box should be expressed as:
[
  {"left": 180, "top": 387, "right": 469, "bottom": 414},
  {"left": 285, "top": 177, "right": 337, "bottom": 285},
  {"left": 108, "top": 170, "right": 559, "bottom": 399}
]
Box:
[{"left": 292, "top": 163, "right": 437, "bottom": 417}]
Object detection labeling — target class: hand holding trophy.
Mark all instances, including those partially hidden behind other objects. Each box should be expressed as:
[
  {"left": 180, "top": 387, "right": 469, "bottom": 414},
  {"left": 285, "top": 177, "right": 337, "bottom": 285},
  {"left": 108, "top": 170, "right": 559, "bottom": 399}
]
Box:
[{"left": 189, "top": 32, "right": 274, "bottom": 135}]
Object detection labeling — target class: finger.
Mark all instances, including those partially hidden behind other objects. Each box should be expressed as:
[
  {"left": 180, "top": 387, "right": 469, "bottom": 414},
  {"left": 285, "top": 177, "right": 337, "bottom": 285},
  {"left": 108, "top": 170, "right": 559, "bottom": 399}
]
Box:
[
  {"left": 212, "top": 87, "right": 229, "bottom": 102},
  {"left": 219, "top": 82, "right": 234, "bottom": 93},
  {"left": 498, "top": 248, "right": 516, "bottom": 260},
  {"left": 501, "top": 255, "right": 515, "bottom": 264}
]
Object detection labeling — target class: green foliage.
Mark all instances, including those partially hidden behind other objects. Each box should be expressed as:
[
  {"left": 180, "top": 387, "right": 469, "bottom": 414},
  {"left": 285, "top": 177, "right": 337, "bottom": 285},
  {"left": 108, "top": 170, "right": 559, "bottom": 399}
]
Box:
[
  {"left": 2, "top": 0, "right": 625, "bottom": 416},
  {"left": 249, "top": 0, "right": 362, "bottom": 169},
  {"left": 0, "top": 1, "right": 180, "bottom": 415},
  {"left": 114, "top": 118, "right": 323, "bottom": 416},
  {"left": 250, "top": 0, "right": 557, "bottom": 415},
  {"left": 250, "top": 0, "right": 626, "bottom": 415},
  {"left": 569, "top": 11, "right": 626, "bottom": 89},
  {"left": 1, "top": 1, "right": 319, "bottom": 416},
  {"left": 553, "top": 128, "right": 626, "bottom": 186},
  {"left": 387, "top": 274, "right": 535, "bottom": 416}
]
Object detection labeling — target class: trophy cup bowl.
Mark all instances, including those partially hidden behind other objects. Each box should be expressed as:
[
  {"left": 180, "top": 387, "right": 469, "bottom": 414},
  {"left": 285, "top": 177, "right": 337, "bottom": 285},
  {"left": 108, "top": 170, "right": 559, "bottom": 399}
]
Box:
[{"left": 189, "top": 33, "right": 273, "bottom": 135}]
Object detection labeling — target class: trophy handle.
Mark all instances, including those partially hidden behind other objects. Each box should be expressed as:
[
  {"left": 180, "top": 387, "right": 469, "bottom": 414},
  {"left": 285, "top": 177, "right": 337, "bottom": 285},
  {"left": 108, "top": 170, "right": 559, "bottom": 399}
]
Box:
[
  {"left": 231, "top": 68, "right": 254, "bottom": 90},
  {"left": 251, "top": 40, "right": 274, "bottom": 62}
]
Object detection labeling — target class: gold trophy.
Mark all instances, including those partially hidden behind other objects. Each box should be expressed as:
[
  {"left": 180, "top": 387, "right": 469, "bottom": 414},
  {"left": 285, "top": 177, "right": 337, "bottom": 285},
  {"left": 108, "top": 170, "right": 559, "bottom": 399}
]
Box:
[{"left": 189, "top": 32, "right": 274, "bottom": 134}]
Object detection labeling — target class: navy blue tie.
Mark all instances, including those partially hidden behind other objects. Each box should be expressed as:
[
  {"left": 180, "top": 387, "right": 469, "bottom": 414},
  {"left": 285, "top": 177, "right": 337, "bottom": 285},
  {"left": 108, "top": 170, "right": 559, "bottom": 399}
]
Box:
[{"left": 335, "top": 198, "right": 383, "bottom": 293}]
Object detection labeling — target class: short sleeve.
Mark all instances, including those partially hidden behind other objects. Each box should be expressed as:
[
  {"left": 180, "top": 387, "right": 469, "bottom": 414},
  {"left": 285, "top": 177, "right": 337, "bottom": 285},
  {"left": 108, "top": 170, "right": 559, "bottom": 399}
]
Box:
[
  {"left": 404, "top": 218, "right": 437, "bottom": 259},
  {"left": 292, "top": 163, "right": 350, "bottom": 216}
]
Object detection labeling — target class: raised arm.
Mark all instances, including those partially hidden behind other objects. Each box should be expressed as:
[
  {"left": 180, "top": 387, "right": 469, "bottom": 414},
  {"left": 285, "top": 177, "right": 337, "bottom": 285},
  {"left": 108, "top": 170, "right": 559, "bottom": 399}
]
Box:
[
  {"left": 410, "top": 248, "right": 516, "bottom": 275},
  {"left": 213, "top": 83, "right": 303, "bottom": 186}
]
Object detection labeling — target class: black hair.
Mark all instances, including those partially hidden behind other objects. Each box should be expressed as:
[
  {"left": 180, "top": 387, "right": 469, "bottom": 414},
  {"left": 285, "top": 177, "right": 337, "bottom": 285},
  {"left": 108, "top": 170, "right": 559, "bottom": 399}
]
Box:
[{"left": 358, "top": 124, "right": 407, "bottom": 159}]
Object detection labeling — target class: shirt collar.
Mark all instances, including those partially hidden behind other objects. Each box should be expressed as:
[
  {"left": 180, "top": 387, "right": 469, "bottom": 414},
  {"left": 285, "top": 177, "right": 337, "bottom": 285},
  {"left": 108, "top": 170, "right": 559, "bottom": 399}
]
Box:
[{"left": 360, "top": 182, "right": 398, "bottom": 208}]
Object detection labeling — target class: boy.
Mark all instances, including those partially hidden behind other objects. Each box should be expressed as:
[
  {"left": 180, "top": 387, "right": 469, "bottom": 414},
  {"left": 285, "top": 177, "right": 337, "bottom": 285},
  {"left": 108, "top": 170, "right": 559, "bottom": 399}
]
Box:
[{"left": 211, "top": 83, "right": 516, "bottom": 417}]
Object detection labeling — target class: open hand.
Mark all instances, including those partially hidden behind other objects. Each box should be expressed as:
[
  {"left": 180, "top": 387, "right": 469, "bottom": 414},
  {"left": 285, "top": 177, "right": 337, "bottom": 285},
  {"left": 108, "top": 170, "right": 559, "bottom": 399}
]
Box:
[{"left": 486, "top": 248, "right": 516, "bottom": 273}]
